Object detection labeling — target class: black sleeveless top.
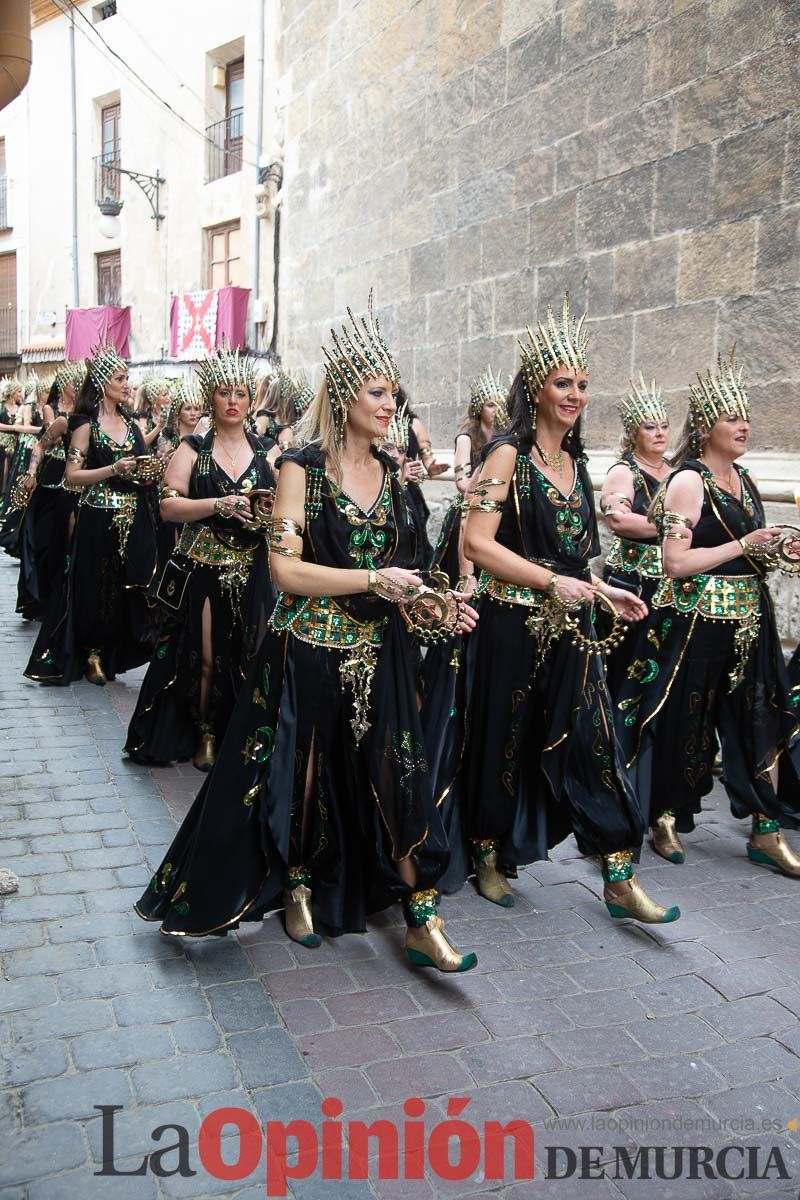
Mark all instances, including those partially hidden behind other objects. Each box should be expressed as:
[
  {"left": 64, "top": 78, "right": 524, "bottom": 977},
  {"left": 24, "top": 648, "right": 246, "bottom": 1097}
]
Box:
[
  {"left": 183, "top": 430, "right": 276, "bottom": 551},
  {"left": 488, "top": 434, "right": 600, "bottom": 580},
  {"left": 669, "top": 460, "right": 764, "bottom": 578},
  {"left": 611, "top": 451, "right": 660, "bottom": 545}
]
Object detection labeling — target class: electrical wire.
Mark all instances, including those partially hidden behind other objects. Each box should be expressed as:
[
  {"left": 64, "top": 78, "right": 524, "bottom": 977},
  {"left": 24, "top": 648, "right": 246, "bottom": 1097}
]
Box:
[{"left": 52, "top": 0, "right": 262, "bottom": 170}]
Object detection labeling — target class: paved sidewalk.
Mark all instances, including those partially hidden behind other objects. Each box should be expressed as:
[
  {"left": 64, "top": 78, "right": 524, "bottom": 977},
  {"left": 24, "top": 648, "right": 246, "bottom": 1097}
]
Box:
[{"left": 2, "top": 552, "right": 800, "bottom": 1200}]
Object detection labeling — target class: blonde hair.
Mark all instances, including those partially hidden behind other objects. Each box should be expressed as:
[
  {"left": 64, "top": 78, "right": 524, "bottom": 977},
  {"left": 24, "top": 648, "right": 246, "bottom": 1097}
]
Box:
[{"left": 296, "top": 380, "right": 344, "bottom": 481}]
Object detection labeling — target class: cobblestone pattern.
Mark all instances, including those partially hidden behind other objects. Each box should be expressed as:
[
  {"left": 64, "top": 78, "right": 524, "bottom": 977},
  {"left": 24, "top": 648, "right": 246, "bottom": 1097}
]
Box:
[
  {"left": 277, "top": 0, "right": 799, "bottom": 450},
  {"left": 2, "top": 556, "right": 800, "bottom": 1198}
]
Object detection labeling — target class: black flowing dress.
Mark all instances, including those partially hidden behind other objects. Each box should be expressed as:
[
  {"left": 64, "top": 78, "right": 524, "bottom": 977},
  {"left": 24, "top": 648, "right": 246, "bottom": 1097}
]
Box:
[
  {"left": 0, "top": 405, "right": 17, "bottom": 487},
  {"left": 602, "top": 452, "right": 664, "bottom": 697},
  {"left": 125, "top": 431, "right": 276, "bottom": 765},
  {"left": 0, "top": 408, "right": 44, "bottom": 557},
  {"left": 24, "top": 413, "right": 158, "bottom": 684},
  {"left": 17, "top": 419, "right": 78, "bottom": 621},
  {"left": 616, "top": 460, "right": 800, "bottom": 834},
  {"left": 420, "top": 433, "right": 479, "bottom": 890},
  {"left": 405, "top": 420, "right": 433, "bottom": 566},
  {"left": 460, "top": 435, "right": 644, "bottom": 869},
  {"left": 135, "top": 444, "right": 449, "bottom": 938}
]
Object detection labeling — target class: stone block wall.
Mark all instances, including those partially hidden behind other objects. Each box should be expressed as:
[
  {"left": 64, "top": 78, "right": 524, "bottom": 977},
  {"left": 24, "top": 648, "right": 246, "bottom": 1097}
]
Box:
[{"left": 276, "top": 0, "right": 799, "bottom": 450}]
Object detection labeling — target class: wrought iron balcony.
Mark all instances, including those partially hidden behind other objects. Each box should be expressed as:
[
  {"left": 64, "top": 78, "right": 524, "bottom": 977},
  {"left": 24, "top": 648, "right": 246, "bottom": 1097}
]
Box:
[
  {"left": 0, "top": 304, "right": 18, "bottom": 356},
  {"left": 95, "top": 152, "right": 121, "bottom": 205},
  {"left": 206, "top": 110, "right": 243, "bottom": 183}
]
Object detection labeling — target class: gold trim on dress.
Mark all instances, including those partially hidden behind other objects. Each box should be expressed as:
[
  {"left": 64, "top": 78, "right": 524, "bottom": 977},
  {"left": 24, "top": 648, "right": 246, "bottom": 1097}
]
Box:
[{"left": 606, "top": 537, "right": 662, "bottom": 579}]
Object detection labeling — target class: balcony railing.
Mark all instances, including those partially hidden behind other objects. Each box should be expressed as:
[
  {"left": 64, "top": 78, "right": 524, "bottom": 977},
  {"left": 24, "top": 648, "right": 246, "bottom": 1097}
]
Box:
[
  {"left": 0, "top": 178, "right": 9, "bottom": 231},
  {"left": 0, "top": 305, "right": 17, "bottom": 356},
  {"left": 206, "top": 111, "right": 243, "bottom": 183},
  {"left": 95, "top": 152, "right": 121, "bottom": 204}
]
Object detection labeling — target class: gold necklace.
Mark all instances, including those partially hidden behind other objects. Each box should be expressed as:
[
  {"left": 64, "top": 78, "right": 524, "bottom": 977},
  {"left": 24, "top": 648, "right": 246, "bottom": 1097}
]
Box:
[
  {"left": 701, "top": 458, "right": 736, "bottom": 493},
  {"left": 635, "top": 454, "right": 663, "bottom": 472},
  {"left": 215, "top": 435, "right": 247, "bottom": 475},
  {"left": 535, "top": 441, "right": 564, "bottom": 472}
]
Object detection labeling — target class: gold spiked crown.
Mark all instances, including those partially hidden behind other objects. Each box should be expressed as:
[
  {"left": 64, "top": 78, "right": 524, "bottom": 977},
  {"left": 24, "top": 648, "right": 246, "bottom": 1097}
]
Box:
[
  {"left": 293, "top": 375, "right": 314, "bottom": 420},
  {"left": 688, "top": 348, "right": 750, "bottom": 434},
  {"left": 55, "top": 361, "right": 86, "bottom": 395},
  {"left": 166, "top": 375, "right": 204, "bottom": 427},
  {"left": 321, "top": 290, "right": 400, "bottom": 443},
  {"left": 385, "top": 398, "right": 410, "bottom": 453},
  {"left": 88, "top": 342, "right": 127, "bottom": 392},
  {"left": 618, "top": 372, "right": 668, "bottom": 437},
  {"left": 195, "top": 345, "right": 259, "bottom": 409},
  {"left": 518, "top": 294, "right": 589, "bottom": 405},
  {"left": 141, "top": 371, "right": 169, "bottom": 404},
  {"left": 1, "top": 376, "right": 21, "bottom": 400},
  {"left": 468, "top": 366, "right": 510, "bottom": 424},
  {"left": 24, "top": 372, "right": 50, "bottom": 399}
]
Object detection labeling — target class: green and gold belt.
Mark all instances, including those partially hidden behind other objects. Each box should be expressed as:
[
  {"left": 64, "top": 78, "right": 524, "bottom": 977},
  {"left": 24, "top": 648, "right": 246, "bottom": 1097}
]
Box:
[
  {"left": 606, "top": 537, "right": 662, "bottom": 578},
  {"left": 653, "top": 574, "right": 760, "bottom": 620},
  {"left": 270, "top": 593, "right": 386, "bottom": 743},
  {"left": 475, "top": 572, "right": 544, "bottom": 608},
  {"left": 177, "top": 524, "right": 255, "bottom": 571},
  {"left": 80, "top": 484, "right": 138, "bottom": 557}
]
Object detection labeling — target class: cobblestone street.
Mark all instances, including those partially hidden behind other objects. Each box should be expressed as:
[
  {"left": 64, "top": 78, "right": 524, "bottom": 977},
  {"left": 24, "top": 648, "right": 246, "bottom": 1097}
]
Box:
[{"left": 2, "top": 555, "right": 800, "bottom": 1200}]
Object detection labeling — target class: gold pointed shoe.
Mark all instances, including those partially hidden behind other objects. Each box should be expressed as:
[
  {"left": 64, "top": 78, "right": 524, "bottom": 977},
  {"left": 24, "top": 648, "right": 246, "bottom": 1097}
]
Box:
[
  {"left": 650, "top": 812, "right": 685, "bottom": 864},
  {"left": 405, "top": 915, "right": 477, "bottom": 973},
  {"left": 283, "top": 885, "right": 322, "bottom": 949},
  {"left": 85, "top": 652, "right": 107, "bottom": 687},
  {"left": 475, "top": 850, "right": 515, "bottom": 907},
  {"left": 604, "top": 874, "right": 680, "bottom": 924},
  {"left": 747, "top": 834, "right": 800, "bottom": 878},
  {"left": 192, "top": 727, "right": 216, "bottom": 773}
]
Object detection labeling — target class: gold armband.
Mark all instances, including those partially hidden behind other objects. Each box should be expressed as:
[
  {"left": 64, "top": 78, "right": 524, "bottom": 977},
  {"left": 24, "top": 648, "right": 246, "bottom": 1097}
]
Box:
[
  {"left": 663, "top": 510, "right": 691, "bottom": 528},
  {"left": 466, "top": 497, "right": 503, "bottom": 513},
  {"left": 453, "top": 464, "right": 470, "bottom": 480},
  {"left": 267, "top": 517, "right": 303, "bottom": 539},
  {"left": 477, "top": 477, "right": 507, "bottom": 489},
  {"left": 269, "top": 544, "right": 302, "bottom": 559},
  {"left": 159, "top": 486, "right": 183, "bottom": 500},
  {"left": 67, "top": 447, "right": 86, "bottom": 464}
]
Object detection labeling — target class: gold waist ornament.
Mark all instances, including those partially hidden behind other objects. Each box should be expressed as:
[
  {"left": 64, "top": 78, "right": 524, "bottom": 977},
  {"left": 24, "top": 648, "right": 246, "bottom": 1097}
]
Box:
[
  {"left": 0, "top": 433, "right": 17, "bottom": 452},
  {"left": 475, "top": 572, "right": 543, "bottom": 607},
  {"left": 270, "top": 593, "right": 386, "bottom": 743},
  {"left": 177, "top": 524, "right": 255, "bottom": 601},
  {"left": 80, "top": 484, "right": 138, "bottom": 557},
  {"left": 606, "top": 537, "right": 662, "bottom": 578},
  {"left": 654, "top": 573, "right": 761, "bottom": 689},
  {"left": 653, "top": 574, "right": 760, "bottom": 620}
]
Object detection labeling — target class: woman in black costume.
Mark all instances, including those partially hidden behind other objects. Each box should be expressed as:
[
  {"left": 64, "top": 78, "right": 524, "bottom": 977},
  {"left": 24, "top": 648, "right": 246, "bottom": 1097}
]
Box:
[
  {"left": 460, "top": 295, "right": 681, "bottom": 923},
  {"left": 136, "top": 295, "right": 478, "bottom": 972},
  {"left": 24, "top": 344, "right": 158, "bottom": 686},
  {"left": 0, "top": 377, "right": 23, "bottom": 492},
  {"left": 599, "top": 374, "right": 671, "bottom": 697},
  {"left": 422, "top": 368, "right": 509, "bottom": 891},
  {"left": 615, "top": 352, "right": 800, "bottom": 876},
  {"left": 125, "top": 349, "right": 276, "bottom": 772},
  {"left": 16, "top": 364, "right": 84, "bottom": 620},
  {"left": 0, "top": 374, "right": 49, "bottom": 556}
]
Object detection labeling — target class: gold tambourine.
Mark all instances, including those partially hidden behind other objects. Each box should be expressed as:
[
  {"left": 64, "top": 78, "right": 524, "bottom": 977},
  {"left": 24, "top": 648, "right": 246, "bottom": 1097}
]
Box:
[
  {"left": 131, "top": 455, "right": 167, "bottom": 486},
  {"left": 401, "top": 586, "right": 460, "bottom": 643},
  {"left": 237, "top": 487, "right": 276, "bottom": 536},
  {"left": 743, "top": 526, "right": 800, "bottom": 576},
  {"left": 526, "top": 588, "right": 627, "bottom": 657}
]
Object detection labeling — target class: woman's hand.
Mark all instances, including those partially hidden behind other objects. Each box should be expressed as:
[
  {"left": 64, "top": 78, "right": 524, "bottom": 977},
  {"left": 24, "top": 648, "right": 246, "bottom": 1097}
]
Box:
[
  {"left": 370, "top": 566, "right": 424, "bottom": 600},
  {"left": 458, "top": 574, "right": 477, "bottom": 598},
  {"left": 452, "top": 594, "right": 479, "bottom": 634},
  {"left": 601, "top": 585, "right": 648, "bottom": 623},
  {"left": 423, "top": 457, "right": 448, "bottom": 477},
  {"left": 216, "top": 494, "right": 253, "bottom": 523},
  {"left": 551, "top": 575, "right": 597, "bottom": 606},
  {"left": 741, "top": 527, "right": 783, "bottom": 549},
  {"left": 22, "top": 472, "right": 37, "bottom": 494},
  {"left": 112, "top": 457, "right": 137, "bottom": 477},
  {"left": 404, "top": 459, "right": 425, "bottom": 482}
]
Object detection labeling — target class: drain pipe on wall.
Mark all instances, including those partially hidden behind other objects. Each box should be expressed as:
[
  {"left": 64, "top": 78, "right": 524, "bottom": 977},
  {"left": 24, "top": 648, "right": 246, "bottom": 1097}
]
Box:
[{"left": 250, "top": 0, "right": 265, "bottom": 350}]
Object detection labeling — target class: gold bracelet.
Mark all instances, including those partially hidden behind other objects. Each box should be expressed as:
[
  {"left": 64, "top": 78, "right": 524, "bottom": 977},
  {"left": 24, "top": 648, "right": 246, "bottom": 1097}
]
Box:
[
  {"left": 160, "top": 486, "right": 182, "bottom": 500},
  {"left": 269, "top": 544, "right": 302, "bottom": 558},
  {"left": 67, "top": 447, "right": 85, "bottom": 464}
]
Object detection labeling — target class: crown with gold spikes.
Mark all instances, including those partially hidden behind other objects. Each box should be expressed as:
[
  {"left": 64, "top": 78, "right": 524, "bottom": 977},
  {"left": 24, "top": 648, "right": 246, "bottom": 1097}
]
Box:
[
  {"left": 618, "top": 372, "right": 668, "bottom": 437},
  {"left": 1, "top": 376, "right": 21, "bottom": 401},
  {"left": 518, "top": 293, "right": 589, "bottom": 408},
  {"left": 468, "top": 365, "right": 510, "bottom": 425},
  {"left": 141, "top": 370, "right": 170, "bottom": 405},
  {"left": 688, "top": 347, "right": 750, "bottom": 434},
  {"left": 321, "top": 290, "right": 400, "bottom": 445},
  {"left": 384, "top": 398, "right": 410, "bottom": 454},
  {"left": 195, "top": 345, "right": 259, "bottom": 410},
  {"left": 88, "top": 342, "right": 127, "bottom": 392},
  {"left": 55, "top": 361, "right": 86, "bottom": 396},
  {"left": 292, "top": 374, "right": 314, "bottom": 421},
  {"left": 24, "top": 372, "right": 49, "bottom": 399},
  {"left": 165, "top": 375, "right": 204, "bottom": 429}
]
